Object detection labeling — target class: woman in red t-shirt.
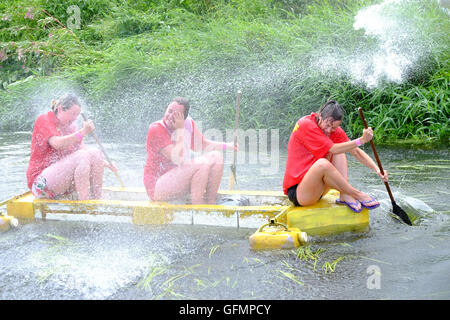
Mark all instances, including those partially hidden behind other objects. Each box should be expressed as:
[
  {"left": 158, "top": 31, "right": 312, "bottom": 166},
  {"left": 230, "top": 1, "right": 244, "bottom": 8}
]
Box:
[
  {"left": 144, "top": 97, "right": 238, "bottom": 204},
  {"left": 26, "top": 94, "right": 116, "bottom": 200},
  {"left": 283, "top": 100, "right": 388, "bottom": 213}
]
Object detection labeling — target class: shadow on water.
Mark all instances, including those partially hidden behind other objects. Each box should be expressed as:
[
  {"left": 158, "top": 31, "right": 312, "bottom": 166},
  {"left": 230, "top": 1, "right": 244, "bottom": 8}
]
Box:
[{"left": 1, "top": 132, "right": 449, "bottom": 299}]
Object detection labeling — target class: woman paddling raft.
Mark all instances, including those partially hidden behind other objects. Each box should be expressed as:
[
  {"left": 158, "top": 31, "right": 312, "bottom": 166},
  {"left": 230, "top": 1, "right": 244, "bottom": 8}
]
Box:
[
  {"left": 144, "top": 97, "right": 238, "bottom": 204},
  {"left": 26, "top": 94, "right": 117, "bottom": 200},
  {"left": 282, "top": 100, "right": 388, "bottom": 212}
]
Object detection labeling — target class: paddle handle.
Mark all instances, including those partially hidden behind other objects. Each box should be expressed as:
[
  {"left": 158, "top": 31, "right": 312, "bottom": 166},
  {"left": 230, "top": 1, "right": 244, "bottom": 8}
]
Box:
[
  {"left": 80, "top": 113, "right": 125, "bottom": 188},
  {"left": 228, "top": 91, "right": 241, "bottom": 190},
  {"left": 358, "top": 108, "right": 395, "bottom": 203},
  {"left": 233, "top": 91, "right": 241, "bottom": 165}
]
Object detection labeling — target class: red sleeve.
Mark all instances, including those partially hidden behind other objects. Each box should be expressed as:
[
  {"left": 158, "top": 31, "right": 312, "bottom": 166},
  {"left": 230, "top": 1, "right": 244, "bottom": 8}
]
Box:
[
  {"left": 330, "top": 127, "right": 350, "bottom": 143},
  {"left": 146, "top": 123, "right": 172, "bottom": 154},
  {"left": 33, "top": 115, "right": 57, "bottom": 149},
  {"left": 297, "top": 118, "right": 333, "bottom": 159}
]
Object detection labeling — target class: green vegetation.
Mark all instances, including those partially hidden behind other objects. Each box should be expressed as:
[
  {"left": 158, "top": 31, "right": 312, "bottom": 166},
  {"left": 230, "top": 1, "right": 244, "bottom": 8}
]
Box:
[{"left": 0, "top": 0, "right": 448, "bottom": 144}]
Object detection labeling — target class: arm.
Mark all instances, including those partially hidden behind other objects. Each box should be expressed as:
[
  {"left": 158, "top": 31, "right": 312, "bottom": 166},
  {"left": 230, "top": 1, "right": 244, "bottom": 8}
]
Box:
[
  {"left": 48, "top": 119, "right": 94, "bottom": 150},
  {"left": 160, "top": 129, "right": 185, "bottom": 165},
  {"left": 328, "top": 127, "right": 388, "bottom": 181},
  {"left": 191, "top": 120, "right": 238, "bottom": 152},
  {"left": 350, "top": 147, "right": 389, "bottom": 182},
  {"left": 350, "top": 147, "right": 378, "bottom": 172},
  {"left": 201, "top": 139, "right": 237, "bottom": 152},
  {"left": 328, "top": 127, "right": 373, "bottom": 154},
  {"left": 159, "top": 110, "right": 186, "bottom": 165}
]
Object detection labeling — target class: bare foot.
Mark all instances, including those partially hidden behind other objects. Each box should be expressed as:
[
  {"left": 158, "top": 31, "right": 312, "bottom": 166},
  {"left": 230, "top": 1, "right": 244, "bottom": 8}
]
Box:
[{"left": 357, "top": 193, "right": 380, "bottom": 209}]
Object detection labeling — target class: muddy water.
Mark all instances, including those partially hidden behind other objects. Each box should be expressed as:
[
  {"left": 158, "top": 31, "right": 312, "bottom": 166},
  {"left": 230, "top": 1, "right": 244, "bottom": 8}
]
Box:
[{"left": 0, "top": 132, "right": 449, "bottom": 300}]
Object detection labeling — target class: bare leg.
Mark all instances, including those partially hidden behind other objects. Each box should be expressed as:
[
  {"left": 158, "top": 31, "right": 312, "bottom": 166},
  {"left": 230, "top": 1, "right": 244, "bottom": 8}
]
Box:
[
  {"left": 41, "top": 149, "right": 94, "bottom": 200},
  {"left": 153, "top": 156, "right": 211, "bottom": 204},
  {"left": 202, "top": 151, "right": 224, "bottom": 204},
  {"left": 296, "top": 158, "right": 377, "bottom": 208},
  {"left": 190, "top": 159, "right": 211, "bottom": 204},
  {"left": 330, "top": 153, "right": 352, "bottom": 201},
  {"left": 86, "top": 148, "right": 104, "bottom": 199},
  {"left": 153, "top": 152, "right": 225, "bottom": 205},
  {"left": 73, "top": 157, "right": 91, "bottom": 200},
  {"left": 331, "top": 153, "right": 378, "bottom": 207},
  {"left": 331, "top": 153, "right": 348, "bottom": 181}
]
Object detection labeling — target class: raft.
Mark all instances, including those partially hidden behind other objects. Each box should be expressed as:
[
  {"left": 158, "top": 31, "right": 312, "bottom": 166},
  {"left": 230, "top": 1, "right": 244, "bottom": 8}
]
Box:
[
  {"left": 2, "top": 187, "right": 368, "bottom": 237},
  {"left": 0, "top": 214, "right": 19, "bottom": 232}
]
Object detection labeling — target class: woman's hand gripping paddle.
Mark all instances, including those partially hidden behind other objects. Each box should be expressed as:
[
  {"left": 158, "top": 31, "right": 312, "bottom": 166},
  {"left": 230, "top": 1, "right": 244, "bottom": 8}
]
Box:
[
  {"left": 358, "top": 108, "right": 412, "bottom": 226},
  {"left": 80, "top": 113, "right": 125, "bottom": 189},
  {"left": 228, "top": 91, "right": 241, "bottom": 190}
]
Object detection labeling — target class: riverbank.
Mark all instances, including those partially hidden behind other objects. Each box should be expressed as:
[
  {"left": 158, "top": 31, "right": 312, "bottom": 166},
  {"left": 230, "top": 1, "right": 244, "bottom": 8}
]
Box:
[{"left": 0, "top": 0, "right": 448, "bottom": 145}]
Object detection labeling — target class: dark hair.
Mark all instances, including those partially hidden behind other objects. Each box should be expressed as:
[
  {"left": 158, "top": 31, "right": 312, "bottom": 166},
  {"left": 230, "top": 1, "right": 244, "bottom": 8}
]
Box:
[
  {"left": 171, "top": 97, "right": 190, "bottom": 119},
  {"left": 51, "top": 94, "right": 80, "bottom": 115},
  {"left": 318, "top": 100, "right": 344, "bottom": 121}
]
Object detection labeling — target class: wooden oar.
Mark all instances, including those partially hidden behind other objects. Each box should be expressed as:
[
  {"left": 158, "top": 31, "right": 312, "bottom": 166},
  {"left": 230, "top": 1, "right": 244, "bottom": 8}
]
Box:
[
  {"left": 228, "top": 90, "right": 241, "bottom": 190},
  {"left": 358, "top": 107, "right": 412, "bottom": 226},
  {"left": 80, "top": 113, "right": 125, "bottom": 189}
]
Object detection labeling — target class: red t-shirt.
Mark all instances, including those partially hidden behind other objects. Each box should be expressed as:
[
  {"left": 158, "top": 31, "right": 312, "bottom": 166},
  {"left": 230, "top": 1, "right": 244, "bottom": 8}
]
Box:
[
  {"left": 143, "top": 118, "right": 203, "bottom": 199},
  {"left": 26, "top": 111, "right": 80, "bottom": 189},
  {"left": 282, "top": 113, "right": 349, "bottom": 194}
]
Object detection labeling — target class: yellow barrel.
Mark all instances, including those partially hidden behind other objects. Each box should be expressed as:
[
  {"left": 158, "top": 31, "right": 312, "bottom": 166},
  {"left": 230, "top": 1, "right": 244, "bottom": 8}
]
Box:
[
  {"left": 0, "top": 214, "right": 19, "bottom": 232},
  {"left": 249, "top": 218, "right": 307, "bottom": 250}
]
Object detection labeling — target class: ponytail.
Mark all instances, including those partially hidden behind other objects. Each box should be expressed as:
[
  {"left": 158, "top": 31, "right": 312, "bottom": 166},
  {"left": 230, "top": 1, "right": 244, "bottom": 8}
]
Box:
[
  {"left": 318, "top": 100, "right": 345, "bottom": 121},
  {"left": 50, "top": 99, "right": 59, "bottom": 113}
]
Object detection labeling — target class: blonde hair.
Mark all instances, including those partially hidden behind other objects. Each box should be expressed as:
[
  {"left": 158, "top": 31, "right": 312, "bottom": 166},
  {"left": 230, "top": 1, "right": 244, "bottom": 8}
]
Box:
[{"left": 51, "top": 94, "right": 80, "bottom": 114}]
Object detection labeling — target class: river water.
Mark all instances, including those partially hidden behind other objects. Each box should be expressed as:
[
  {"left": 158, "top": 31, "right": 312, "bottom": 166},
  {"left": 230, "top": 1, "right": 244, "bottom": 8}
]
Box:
[{"left": 0, "top": 131, "right": 449, "bottom": 300}]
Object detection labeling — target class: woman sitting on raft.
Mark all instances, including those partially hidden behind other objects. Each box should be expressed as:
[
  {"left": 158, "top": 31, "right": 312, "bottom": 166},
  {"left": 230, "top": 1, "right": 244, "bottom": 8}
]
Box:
[
  {"left": 26, "top": 94, "right": 117, "bottom": 200},
  {"left": 283, "top": 100, "right": 388, "bottom": 212},
  {"left": 144, "top": 97, "right": 238, "bottom": 204}
]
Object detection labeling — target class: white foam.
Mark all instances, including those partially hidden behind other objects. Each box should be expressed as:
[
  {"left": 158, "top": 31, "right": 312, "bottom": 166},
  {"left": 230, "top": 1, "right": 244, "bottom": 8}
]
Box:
[{"left": 311, "top": 0, "right": 434, "bottom": 89}]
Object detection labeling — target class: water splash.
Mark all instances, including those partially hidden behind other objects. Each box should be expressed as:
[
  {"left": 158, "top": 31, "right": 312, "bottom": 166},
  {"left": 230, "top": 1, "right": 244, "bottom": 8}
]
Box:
[
  {"left": 351, "top": 0, "right": 419, "bottom": 88},
  {"left": 438, "top": 0, "right": 450, "bottom": 13},
  {"left": 314, "top": 0, "right": 438, "bottom": 89}
]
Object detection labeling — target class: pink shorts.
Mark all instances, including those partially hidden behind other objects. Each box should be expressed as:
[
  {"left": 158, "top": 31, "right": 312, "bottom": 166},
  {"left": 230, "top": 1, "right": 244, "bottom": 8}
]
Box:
[{"left": 31, "top": 175, "right": 56, "bottom": 199}]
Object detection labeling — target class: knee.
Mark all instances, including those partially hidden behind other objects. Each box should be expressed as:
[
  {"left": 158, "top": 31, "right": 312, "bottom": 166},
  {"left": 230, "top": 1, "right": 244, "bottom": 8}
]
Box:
[
  {"left": 72, "top": 149, "right": 103, "bottom": 171},
  {"left": 86, "top": 148, "right": 104, "bottom": 165},
  {"left": 75, "top": 155, "right": 91, "bottom": 172},
  {"left": 73, "top": 149, "right": 91, "bottom": 165},
  {"left": 315, "top": 158, "right": 333, "bottom": 171},
  {"left": 89, "top": 148, "right": 103, "bottom": 161},
  {"left": 206, "top": 151, "right": 224, "bottom": 166},
  {"left": 194, "top": 156, "right": 212, "bottom": 170}
]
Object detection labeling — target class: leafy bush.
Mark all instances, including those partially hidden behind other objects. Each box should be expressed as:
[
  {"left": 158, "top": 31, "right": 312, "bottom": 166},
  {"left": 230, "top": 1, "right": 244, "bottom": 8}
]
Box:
[{"left": 0, "top": 0, "right": 448, "bottom": 145}]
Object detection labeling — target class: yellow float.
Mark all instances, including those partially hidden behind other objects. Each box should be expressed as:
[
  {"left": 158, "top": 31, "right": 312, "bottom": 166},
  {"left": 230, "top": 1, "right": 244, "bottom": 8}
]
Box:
[
  {"left": 249, "top": 217, "right": 308, "bottom": 250},
  {"left": 2, "top": 188, "right": 369, "bottom": 245},
  {"left": 0, "top": 213, "right": 19, "bottom": 232}
]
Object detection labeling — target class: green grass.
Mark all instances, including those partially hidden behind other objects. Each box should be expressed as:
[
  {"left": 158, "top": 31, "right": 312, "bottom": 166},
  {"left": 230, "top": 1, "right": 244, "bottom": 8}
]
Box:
[{"left": 0, "top": 0, "right": 448, "bottom": 145}]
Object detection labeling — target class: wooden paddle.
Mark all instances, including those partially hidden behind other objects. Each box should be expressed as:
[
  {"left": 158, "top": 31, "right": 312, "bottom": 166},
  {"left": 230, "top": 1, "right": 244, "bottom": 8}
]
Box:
[
  {"left": 358, "top": 107, "right": 412, "bottom": 226},
  {"left": 228, "top": 90, "right": 241, "bottom": 190},
  {"left": 80, "top": 113, "right": 125, "bottom": 189}
]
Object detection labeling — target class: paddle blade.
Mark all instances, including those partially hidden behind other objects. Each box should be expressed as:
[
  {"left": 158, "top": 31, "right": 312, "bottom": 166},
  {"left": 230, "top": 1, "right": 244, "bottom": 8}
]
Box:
[{"left": 392, "top": 201, "right": 412, "bottom": 226}]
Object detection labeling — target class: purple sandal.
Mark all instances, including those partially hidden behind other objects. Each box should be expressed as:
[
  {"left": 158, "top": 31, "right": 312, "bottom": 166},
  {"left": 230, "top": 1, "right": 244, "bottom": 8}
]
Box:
[
  {"left": 336, "top": 199, "right": 362, "bottom": 213},
  {"left": 360, "top": 197, "right": 380, "bottom": 210}
]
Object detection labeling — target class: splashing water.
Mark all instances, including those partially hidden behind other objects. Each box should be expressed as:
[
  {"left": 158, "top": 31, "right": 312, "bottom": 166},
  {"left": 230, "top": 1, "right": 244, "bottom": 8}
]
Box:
[
  {"left": 314, "top": 0, "right": 440, "bottom": 89},
  {"left": 351, "top": 0, "right": 419, "bottom": 88}
]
